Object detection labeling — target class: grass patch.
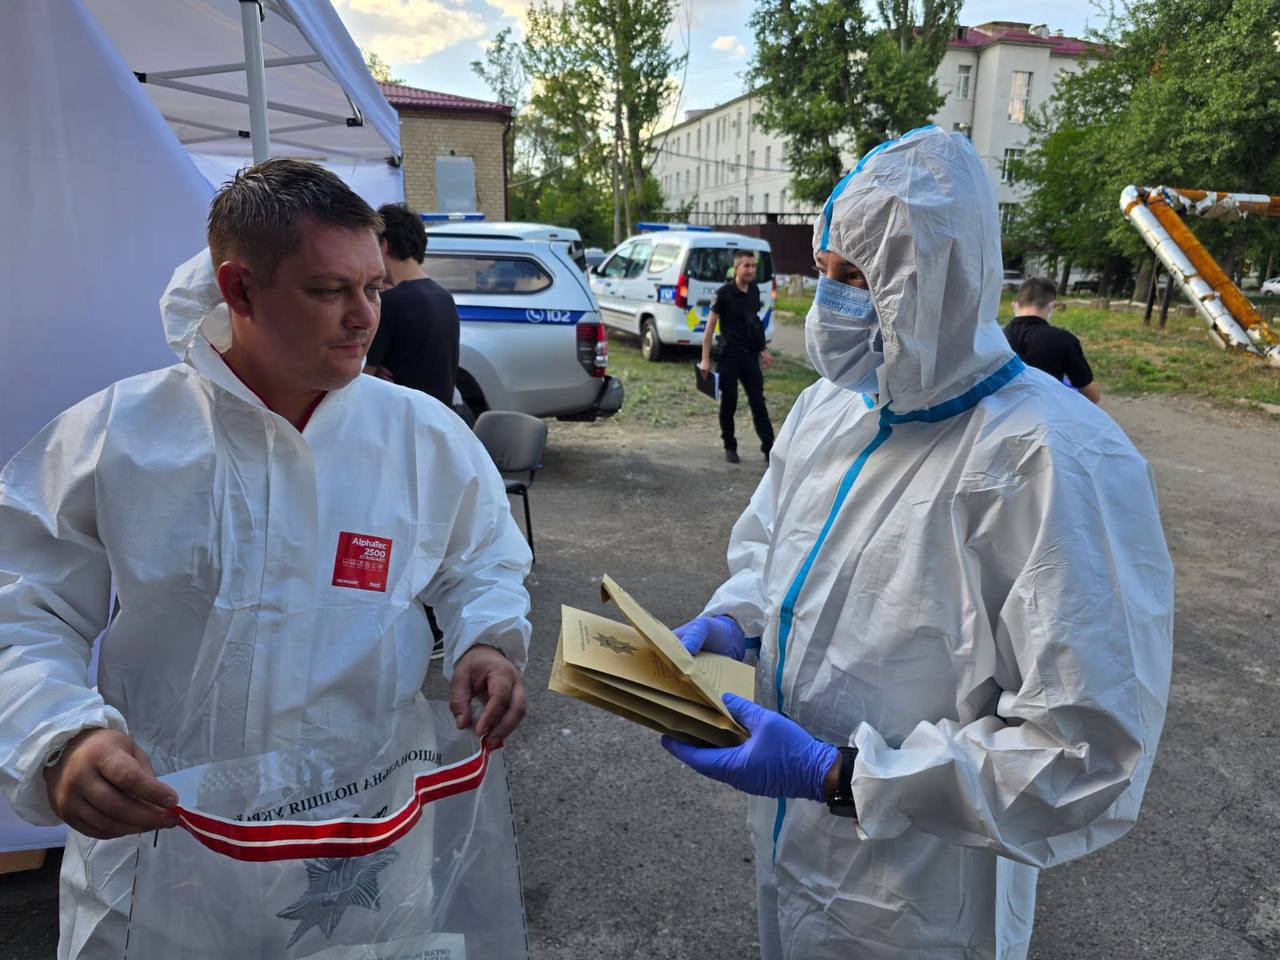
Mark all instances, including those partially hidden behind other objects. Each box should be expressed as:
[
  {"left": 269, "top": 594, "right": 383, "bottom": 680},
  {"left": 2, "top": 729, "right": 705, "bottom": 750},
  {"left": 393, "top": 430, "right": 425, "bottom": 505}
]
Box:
[
  {"left": 603, "top": 297, "right": 1280, "bottom": 429},
  {"left": 774, "top": 293, "right": 809, "bottom": 325},
  {"left": 606, "top": 331, "right": 819, "bottom": 428},
  {"left": 998, "top": 300, "right": 1280, "bottom": 407}
]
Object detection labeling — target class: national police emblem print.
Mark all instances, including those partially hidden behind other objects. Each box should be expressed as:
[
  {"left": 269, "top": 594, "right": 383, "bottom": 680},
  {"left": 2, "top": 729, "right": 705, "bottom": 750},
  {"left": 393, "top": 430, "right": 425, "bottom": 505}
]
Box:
[{"left": 276, "top": 848, "right": 401, "bottom": 948}]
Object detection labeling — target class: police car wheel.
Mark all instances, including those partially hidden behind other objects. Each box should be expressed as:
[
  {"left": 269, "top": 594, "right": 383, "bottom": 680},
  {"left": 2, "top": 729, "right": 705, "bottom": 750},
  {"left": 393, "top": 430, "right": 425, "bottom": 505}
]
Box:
[{"left": 641, "top": 320, "right": 664, "bottom": 362}]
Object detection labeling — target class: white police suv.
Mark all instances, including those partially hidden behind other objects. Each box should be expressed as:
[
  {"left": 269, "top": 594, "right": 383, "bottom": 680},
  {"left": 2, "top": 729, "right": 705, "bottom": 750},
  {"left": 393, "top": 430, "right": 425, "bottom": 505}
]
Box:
[
  {"left": 421, "top": 217, "right": 623, "bottom": 421},
  {"left": 590, "top": 224, "right": 775, "bottom": 361}
]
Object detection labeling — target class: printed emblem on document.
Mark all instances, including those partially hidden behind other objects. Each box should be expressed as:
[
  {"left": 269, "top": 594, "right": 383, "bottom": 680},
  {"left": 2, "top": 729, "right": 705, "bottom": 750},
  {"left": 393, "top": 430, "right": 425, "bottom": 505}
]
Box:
[
  {"left": 276, "top": 849, "right": 400, "bottom": 948},
  {"left": 594, "top": 632, "right": 636, "bottom": 656},
  {"left": 332, "top": 531, "right": 393, "bottom": 592}
]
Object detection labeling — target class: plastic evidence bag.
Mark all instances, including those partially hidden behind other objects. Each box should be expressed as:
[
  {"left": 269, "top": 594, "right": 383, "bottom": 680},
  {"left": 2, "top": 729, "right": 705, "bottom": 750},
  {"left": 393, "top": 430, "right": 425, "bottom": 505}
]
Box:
[{"left": 123, "top": 698, "right": 528, "bottom": 959}]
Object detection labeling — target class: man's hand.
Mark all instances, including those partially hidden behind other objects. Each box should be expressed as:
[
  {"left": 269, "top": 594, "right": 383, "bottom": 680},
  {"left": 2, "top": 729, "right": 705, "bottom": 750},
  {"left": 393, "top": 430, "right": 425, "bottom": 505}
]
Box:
[
  {"left": 449, "top": 644, "right": 526, "bottom": 742},
  {"left": 674, "top": 615, "right": 747, "bottom": 661},
  {"left": 761, "top": 349, "right": 773, "bottom": 371},
  {"left": 662, "top": 693, "right": 837, "bottom": 801},
  {"left": 43, "top": 729, "right": 178, "bottom": 839},
  {"left": 698, "top": 359, "right": 711, "bottom": 381}
]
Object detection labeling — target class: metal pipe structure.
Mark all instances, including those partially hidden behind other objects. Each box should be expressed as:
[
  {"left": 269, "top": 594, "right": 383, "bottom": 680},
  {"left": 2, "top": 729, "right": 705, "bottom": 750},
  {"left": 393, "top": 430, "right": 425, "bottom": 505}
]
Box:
[
  {"left": 1121, "top": 186, "right": 1280, "bottom": 368},
  {"left": 240, "top": 0, "right": 271, "bottom": 164}
]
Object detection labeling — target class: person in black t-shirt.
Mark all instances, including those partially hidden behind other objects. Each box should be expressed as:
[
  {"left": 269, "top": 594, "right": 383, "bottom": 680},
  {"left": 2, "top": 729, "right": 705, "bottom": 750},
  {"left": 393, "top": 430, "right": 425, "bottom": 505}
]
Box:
[
  {"left": 365, "top": 204, "right": 460, "bottom": 408},
  {"left": 1004, "top": 276, "right": 1101, "bottom": 404},
  {"left": 698, "top": 249, "right": 775, "bottom": 463}
]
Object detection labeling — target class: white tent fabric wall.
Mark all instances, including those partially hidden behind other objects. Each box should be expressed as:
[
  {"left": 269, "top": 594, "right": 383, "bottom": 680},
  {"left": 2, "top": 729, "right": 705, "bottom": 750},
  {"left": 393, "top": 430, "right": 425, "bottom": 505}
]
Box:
[
  {"left": 0, "top": 0, "right": 215, "bottom": 852},
  {"left": 85, "top": 0, "right": 404, "bottom": 205}
]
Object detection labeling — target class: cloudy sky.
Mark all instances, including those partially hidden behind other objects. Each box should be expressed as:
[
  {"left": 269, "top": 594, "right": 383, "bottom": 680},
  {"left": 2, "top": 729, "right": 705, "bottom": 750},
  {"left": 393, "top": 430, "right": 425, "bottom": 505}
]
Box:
[{"left": 335, "top": 0, "right": 1099, "bottom": 115}]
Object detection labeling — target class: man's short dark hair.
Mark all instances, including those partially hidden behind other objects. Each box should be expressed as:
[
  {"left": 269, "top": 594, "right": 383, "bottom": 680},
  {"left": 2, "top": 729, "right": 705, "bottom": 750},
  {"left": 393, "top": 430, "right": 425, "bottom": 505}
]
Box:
[
  {"left": 734, "top": 249, "right": 757, "bottom": 263},
  {"left": 207, "top": 159, "right": 382, "bottom": 281},
  {"left": 378, "top": 204, "right": 428, "bottom": 263},
  {"left": 1016, "top": 276, "right": 1057, "bottom": 309}
]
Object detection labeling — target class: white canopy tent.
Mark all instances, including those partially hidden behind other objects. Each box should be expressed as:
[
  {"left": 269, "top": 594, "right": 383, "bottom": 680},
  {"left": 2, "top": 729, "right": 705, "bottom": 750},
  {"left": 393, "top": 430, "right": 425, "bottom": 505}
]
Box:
[
  {"left": 87, "top": 0, "right": 404, "bottom": 203},
  {"left": 0, "top": 0, "right": 402, "bottom": 853}
]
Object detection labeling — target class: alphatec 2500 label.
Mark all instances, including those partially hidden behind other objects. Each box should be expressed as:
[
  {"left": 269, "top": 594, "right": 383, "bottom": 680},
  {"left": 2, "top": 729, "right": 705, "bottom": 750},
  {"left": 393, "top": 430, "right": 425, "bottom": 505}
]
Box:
[{"left": 331, "top": 532, "right": 393, "bottom": 592}]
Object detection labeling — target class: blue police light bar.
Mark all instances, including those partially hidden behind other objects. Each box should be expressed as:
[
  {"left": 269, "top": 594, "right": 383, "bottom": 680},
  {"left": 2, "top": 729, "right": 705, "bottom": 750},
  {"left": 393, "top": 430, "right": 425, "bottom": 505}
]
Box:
[
  {"left": 635, "top": 221, "right": 712, "bottom": 233},
  {"left": 420, "top": 212, "right": 486, "bottom": 222}
]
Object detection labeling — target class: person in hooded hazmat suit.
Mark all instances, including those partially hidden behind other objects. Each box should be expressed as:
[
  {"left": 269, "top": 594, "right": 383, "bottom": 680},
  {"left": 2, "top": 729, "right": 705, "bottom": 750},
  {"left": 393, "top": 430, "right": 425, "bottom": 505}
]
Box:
[
  {"left": 661, "top": 127, "right": 1174, "bottom": 959},
  {"left": 0, "top": 159, "right": 532, "bottom": 958}
]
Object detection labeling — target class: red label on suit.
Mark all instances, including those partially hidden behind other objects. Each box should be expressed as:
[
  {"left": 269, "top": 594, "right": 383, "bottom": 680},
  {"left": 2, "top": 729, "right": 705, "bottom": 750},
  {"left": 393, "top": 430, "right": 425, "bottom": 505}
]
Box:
[{"left": 331, "top": 532, "right": 392, "bottom": 592}]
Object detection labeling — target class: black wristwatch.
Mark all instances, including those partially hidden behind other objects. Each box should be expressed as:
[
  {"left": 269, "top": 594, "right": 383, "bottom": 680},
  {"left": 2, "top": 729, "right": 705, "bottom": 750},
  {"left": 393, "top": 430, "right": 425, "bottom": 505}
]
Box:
[{"left": 826, "top": 746, "right": 858, "bottom": 818}]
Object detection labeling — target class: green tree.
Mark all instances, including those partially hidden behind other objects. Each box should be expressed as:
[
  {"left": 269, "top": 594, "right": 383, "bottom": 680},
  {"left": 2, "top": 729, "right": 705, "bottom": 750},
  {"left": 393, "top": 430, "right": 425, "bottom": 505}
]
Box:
[
  {"left": 1016, "top": 0, "right": 1280, "bottom": 291},
  {"left": 519, "top": 0, "right": 685, "bottom": 242},
  {"left": 748, "top": 0, "right": 960, "bottom": 205},
  {"left": 362, "top": 49, "right": 403, "bottom": 85},
  {"left": 470, "top": 28, "right": 526, "bottom": 179}
]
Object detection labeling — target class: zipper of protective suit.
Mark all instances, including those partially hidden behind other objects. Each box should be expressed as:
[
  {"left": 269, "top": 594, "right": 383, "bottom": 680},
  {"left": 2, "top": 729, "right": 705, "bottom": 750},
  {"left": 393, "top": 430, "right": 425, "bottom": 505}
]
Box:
[{"left": 770, "top": 404, "right": 893, "bottom": 860}]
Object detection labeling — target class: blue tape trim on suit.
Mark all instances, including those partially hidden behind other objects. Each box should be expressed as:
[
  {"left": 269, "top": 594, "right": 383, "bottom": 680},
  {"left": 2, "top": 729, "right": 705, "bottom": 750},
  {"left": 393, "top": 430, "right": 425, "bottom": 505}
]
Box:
[
  {"left": 770, "top": 419, "right": 893, "bottom": 860},
  {"left": 768, "top": 348, "right": 1018, "bottom": 862},
  {"left": 455, "top": 305, "right": 588, "bottom": 325},
  {"left": 881, "top": 356, "right": 1024, "bottom": 424}
]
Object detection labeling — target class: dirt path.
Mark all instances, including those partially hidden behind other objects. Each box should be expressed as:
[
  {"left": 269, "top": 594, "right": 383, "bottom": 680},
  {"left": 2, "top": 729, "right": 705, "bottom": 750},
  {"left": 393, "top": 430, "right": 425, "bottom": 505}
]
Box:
[{"left": 507, "top": 391, "right": 1280, "bottom": 960}]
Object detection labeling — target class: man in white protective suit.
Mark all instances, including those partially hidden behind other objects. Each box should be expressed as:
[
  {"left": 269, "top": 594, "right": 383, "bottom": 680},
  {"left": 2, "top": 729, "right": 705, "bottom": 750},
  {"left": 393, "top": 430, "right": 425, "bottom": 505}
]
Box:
[
  {"left": 0, "top": 159, "right": 532, "bottom": 957},
  {"left": 661, "top": 127, "right": 1174, "bottom": 958}
]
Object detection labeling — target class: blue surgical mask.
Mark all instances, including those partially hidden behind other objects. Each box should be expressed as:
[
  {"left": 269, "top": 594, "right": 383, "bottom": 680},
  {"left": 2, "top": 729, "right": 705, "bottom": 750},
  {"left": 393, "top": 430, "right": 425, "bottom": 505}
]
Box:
[{"left": 805, "top": 275, "right": 884, "bottom": 394}]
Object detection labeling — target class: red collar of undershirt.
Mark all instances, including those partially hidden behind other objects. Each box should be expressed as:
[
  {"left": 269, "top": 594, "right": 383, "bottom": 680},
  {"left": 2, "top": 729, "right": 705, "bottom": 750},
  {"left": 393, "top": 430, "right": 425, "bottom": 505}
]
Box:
[{"left": 217, "top": 352, "right": 327, "bottom": 432}]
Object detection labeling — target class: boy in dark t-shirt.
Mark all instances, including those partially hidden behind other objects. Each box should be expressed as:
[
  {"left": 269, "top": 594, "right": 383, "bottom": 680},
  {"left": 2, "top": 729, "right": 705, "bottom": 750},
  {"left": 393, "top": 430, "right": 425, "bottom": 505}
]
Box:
[
  {"left": 1004, "top": 276, "right": 1101, "bottom": 403},
  {"left": 366, "top": 204, "right": 460, "bottom": 408}
]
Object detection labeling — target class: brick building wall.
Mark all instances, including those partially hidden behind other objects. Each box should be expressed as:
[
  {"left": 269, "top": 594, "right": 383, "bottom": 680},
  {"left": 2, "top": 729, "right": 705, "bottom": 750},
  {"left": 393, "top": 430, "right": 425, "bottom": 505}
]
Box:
[{"left": 397, "top": 111, "right": 508, "bottom": 220}]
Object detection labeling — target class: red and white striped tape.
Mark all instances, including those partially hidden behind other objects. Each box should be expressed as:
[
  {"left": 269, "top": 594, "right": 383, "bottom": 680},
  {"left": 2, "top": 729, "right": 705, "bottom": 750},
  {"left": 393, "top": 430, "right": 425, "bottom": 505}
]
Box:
[{"left": 171, "top": 741, "right": 496, "bottom": 862}]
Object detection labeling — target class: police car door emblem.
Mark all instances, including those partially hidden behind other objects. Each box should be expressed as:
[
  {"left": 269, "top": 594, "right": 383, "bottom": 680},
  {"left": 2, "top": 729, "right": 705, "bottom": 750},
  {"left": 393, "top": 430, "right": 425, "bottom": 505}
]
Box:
[
  {"left": 594, "top": 632, "right": 636, "bottom": 655},
  {"left": 276, "top": 848, "right": 400, "bottom": 947}
]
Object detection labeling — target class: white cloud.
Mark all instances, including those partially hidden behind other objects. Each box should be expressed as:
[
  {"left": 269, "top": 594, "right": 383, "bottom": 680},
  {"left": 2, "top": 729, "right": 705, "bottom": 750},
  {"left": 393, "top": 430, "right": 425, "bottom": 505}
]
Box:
[
  {"left": 482, "top": 0, "right": 536, "bottom": 20},
  {"left": 335, "top": 0, "right": 487, "bottom": 63},
  {"left": 711, "top": 34, "right": 737, "bottom": 51}
]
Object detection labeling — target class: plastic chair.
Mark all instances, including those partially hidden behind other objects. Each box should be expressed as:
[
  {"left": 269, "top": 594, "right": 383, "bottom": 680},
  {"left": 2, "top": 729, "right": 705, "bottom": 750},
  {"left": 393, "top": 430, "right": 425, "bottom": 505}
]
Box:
[{"left": 472, "top": 411, "right": 548, "bottom": 562}]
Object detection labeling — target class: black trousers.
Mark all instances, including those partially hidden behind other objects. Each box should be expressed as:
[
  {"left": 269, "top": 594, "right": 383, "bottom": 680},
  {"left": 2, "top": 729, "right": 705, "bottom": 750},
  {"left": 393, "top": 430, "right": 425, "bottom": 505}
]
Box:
[{"left": 718, "top": 351, "right": 774, "bottom": 454}]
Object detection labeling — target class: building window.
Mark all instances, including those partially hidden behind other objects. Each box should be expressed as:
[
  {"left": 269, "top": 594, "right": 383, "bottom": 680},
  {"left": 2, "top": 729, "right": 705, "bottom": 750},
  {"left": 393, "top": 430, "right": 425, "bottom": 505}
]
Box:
[
  {"left": 764, "top": 192, "right": 770, "bottom": 211},
  {"left": 956, "top": 64, "right": 972, "bottom": 100},
  {"left": 735, "top": 154, "right": 740, "bottom": 179},
  {"left": 1008, "top": 71, "right": 1032, "bottom": 123},
  {"left": 999, "top": 202, "right": 1019, "bottom": 229},
  {"left": 434, "top": 156, "right": 476, "bottom": 212},
  {"left": 748, "top": 149, "right": 756, "bottom": 170},
  {"left": 779, "top": 189, "right": 787, "bottom": 212},
  {"left": 1001, "top": 148, "right": 1024, "bottom": 184},
  {"left": 695, "top": 168, "right": 700, "bottom": 189},
  {"left": 747, "top": 194, "right": 754, "bottom": 213},
  {"left": 764, "top": 145, "right": 771, "bottom": 169},
  {"left": 736, "top": 109, "right": 742, "bottom": 136}
]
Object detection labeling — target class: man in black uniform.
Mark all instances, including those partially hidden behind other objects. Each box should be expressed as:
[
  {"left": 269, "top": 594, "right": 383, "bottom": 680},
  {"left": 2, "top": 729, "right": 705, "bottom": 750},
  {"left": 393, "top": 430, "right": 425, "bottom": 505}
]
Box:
[
  {"left": 698, "top": 249, "right": 775, "bottom": 463},
  {"left": 365, "top": 203, "right": 461, "bottom": 408},
  {"left": 1004, "top": 276, "right": 1101, "bottom": 403}
]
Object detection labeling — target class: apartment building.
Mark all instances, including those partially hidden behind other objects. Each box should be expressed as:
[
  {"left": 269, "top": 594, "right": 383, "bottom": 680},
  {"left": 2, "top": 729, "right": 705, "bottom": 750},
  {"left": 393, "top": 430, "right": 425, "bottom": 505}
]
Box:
[
  {"left": 651, "top": 90, "right": 799, "bottom": 224},
  {"left": 652, "top": 21, "right": 1101, "bottom": 228}
]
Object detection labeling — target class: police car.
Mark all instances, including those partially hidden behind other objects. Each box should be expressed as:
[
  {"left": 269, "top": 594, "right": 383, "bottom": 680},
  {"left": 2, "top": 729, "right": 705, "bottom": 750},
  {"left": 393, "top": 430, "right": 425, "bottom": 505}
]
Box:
[
  {"left": 421, "top": 215, "right": 623, "bottom": 421},
  {"left": 590, "top": 224, "right": 775, "bottom": 361}
]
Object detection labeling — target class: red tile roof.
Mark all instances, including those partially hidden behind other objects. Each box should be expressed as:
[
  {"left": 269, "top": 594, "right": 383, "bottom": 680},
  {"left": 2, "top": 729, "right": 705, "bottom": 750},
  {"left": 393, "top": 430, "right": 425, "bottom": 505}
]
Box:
[
  {"left": 377, "top": 82, "right": 512, "bottom": 117},
  {"left": 949, "top": 25, "right": 1103, "bottom": 57}
]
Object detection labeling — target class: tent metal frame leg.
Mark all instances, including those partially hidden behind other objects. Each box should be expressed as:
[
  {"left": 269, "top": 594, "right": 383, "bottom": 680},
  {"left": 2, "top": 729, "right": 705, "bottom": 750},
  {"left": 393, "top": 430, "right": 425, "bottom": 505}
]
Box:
[{"left": 240, "top": 0, "right": 271, "bottom": 162}]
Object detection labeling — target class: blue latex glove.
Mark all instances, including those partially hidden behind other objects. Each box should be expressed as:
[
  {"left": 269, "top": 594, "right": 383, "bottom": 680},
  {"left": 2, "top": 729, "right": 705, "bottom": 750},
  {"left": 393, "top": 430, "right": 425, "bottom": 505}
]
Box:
[
  {"left": 673, "top": 615, "right": 746, "bottom": 661},
  {"left": 661, "top": 693, "right": 838, "bottom": 801}
]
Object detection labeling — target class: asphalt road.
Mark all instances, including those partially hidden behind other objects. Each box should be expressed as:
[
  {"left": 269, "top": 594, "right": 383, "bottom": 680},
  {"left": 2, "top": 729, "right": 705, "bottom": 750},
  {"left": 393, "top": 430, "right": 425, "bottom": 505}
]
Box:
[{"left": 2, "top": 391, "right": 1277, "bottom": 959}]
